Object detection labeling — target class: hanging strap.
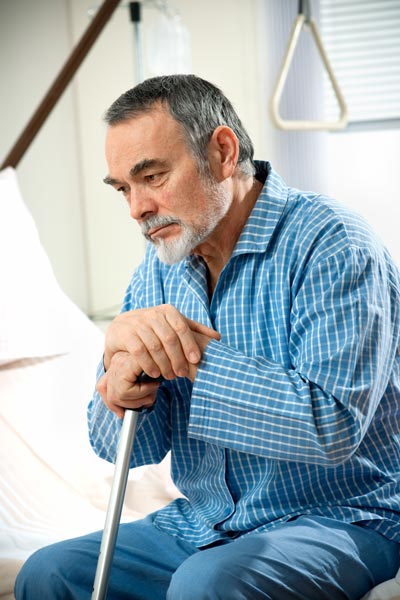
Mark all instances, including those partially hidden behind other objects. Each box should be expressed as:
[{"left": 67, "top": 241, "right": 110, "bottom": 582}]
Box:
[{"left": 270, "top": 0, "right": 348, "bottom": 131}]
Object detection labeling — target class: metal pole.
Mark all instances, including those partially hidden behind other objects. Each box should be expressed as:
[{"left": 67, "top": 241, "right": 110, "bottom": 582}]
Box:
[
  {"left": 91, "top": 372, "right": 163, "bottom": 599},
  {"left": 91, "top": 409, "right": 139, "bottom": 600}
]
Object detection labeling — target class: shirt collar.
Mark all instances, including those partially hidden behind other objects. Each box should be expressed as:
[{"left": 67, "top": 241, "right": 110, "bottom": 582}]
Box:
[
  {"left": 231, "top": 161, "right": 289, "bottom": 257},
  {"left": 183, "top": 161, "right": 289, "bottom": 273}
]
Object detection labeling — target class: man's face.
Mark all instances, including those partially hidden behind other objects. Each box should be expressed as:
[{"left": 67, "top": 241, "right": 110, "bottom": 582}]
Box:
[{"left": 104, "top": 106, "right": 231, "bottom": 264}]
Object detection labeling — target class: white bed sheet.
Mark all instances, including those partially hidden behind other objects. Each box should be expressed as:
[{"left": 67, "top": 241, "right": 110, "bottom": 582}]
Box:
[{"left": 0, "top": 304, "right": 179, "bottom": 599}]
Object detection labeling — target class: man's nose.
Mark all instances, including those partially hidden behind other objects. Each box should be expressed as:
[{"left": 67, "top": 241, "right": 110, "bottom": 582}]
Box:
[{"left": 128, "top": 189, "right": 155, "bottom": 221}]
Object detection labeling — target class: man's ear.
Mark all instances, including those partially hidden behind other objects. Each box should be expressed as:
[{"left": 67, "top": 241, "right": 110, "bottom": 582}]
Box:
[{"left": 207, "top": 126, "right": 239, "bottom": 181}]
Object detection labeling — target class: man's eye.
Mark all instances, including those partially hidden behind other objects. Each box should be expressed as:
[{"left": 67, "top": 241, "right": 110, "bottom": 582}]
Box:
[
  {"left": 145, "top": 174, "right": 158, "bottom": 182},
  {"left": 145, "top": 172, "right": 167, "bottom": 184},
  {"left": 117, "top": 186, "right": 128, "bottom": 194}
]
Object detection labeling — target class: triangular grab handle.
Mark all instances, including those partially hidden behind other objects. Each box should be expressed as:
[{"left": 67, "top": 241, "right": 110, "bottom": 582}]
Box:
[{"left": 270, "top": 13, "right": 348, "bottom": 131}]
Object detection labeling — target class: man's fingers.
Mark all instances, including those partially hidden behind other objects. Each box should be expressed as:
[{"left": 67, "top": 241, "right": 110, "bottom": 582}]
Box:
[
  {"left": 164, "top": 309, "right": 221, "bottom": 366},
  {"left": 186, "top": 318, "right": 221, "bottom": 341},
  {"left": 96, "top": 372, "right": 108, "bottom": 398},
  {"left": 106, "top": 380, "right": 160, "bottom": 418},
  {"left": 164, "top": 311, "right": 202, "bottom": 367},
  {"left": 128, "top": 306, "right": 201, "bottom": 376},
  {"left": 98, "top": 352, "right": 161, "bottom": 418},
  {"left": 133, "top": 315, "right": 185, "bottom": 378},
  {"left": 103, "top": 305, "right": 221, "bottom": 381}
]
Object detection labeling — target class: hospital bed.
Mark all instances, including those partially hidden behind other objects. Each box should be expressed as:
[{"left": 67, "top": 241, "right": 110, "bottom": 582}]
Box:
[
  {"left": 0, "top": 166, "right": 180, "bottom": 599},
  {"left": 1, "top": 1, "right": 399, "bottom": 598}
]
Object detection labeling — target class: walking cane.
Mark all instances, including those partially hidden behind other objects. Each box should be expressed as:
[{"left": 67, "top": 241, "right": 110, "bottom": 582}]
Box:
[{"left": 91, "top": 373, "right": 163, "bottom": 600}]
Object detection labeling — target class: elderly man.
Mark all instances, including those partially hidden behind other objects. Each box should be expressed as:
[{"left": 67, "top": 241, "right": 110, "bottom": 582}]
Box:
[{"left": 16, "top": 75, "right": 400, "bottom": 600}]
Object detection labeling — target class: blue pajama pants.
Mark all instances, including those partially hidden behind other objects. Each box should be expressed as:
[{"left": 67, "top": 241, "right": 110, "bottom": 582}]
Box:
[{"left": 15, "top": 513, "right": 400, "bottom": 600}]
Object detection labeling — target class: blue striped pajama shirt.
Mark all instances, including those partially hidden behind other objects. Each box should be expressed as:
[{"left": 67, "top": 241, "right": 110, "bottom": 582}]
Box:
[{"left": 88, "top": 161, "right": 400, "bottom": 547}]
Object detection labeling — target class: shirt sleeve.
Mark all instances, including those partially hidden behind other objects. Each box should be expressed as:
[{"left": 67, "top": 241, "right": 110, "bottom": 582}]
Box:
[{"left": 188, "top": 246, "right": 400, "bottom": 466}]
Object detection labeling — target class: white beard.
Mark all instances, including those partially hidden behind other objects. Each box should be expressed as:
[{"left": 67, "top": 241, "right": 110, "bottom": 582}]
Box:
[
  {"left": 154, "top": 222, "right": 203, "bottom": 264},
  {"left": 140, "top": 178, "right": 230, "bottom": 265}
]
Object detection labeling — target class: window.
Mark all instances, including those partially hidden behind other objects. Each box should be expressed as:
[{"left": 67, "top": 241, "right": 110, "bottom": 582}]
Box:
[{"left": 320, "top": 0, "right": 400, "bottom": 129}]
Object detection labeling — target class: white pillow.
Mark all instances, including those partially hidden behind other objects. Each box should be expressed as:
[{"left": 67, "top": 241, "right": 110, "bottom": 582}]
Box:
[
  {"left": 0, "top": 167, "right": 72, "bottom": 364},
  {"left": 0, "top": 303, "right": 110, "bottom": 503}
]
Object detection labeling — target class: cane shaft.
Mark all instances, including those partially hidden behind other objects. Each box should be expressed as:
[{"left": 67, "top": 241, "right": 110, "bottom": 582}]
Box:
[{"left": 91, "top": 409, "right": 139, "bottom": 600}]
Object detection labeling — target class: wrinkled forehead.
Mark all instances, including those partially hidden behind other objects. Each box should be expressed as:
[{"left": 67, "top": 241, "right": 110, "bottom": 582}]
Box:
[
  {"left": 105, "top": 105, "right": 192, "bottom": 164},
  {"left": 104, "top": 108, "right": 198, "bottom": 181}
]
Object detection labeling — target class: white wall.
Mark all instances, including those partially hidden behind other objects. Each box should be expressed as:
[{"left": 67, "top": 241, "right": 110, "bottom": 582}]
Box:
[
  {"left": 1, "top": 0, "right": 263, "bottom": 316},
  {"left": 68, "top": 0, "right": 264, "bottom": 316},
  {"left": 326, "top": 128, "right": 400, "bottom": 265},
  {"left": 0, "top": 0, "right": 89, "bottom": 310},
  {"left": 1, "top": 0, "right": 398, "bottom": 318}
]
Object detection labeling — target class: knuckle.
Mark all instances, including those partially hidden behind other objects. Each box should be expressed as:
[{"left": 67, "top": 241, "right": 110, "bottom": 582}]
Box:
[
  {"left": 177, "top": 325, "right": 191, "bottom": 341},
  {"left": 163, "top": 304, "right": 181, "bottom": 320},
  {"left": 162, "top": 303, "right": 174, "bottom": 311},
  {"left": 130, "top": 343, "right": 144, "bottom": 359},
  {"left": 147, "top": 339, "right": 163, "bottom": 354},
  {"left": 174, "top": 318, "right": 189, "bottom": 335},
  {"left": 163, "top": 331, "right": 179, "bottom": 347},
  {"left": 154, "top": 304, "right": 168, "bottom": 316},
  {"left": 110, "top": 351, "right": 125, "bottom": 367}
]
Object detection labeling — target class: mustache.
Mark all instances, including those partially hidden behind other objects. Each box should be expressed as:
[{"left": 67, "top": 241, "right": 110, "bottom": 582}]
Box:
[{"left": 141, "top": 215, "right": 182, "bottom": 238}]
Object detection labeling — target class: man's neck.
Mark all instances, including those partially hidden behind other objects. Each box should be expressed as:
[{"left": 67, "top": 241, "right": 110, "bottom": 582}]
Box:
[{"left": 194, "top": 176, "right": 263, "bottom": 296}]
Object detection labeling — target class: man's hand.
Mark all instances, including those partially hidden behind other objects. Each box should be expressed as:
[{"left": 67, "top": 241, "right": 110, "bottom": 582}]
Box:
[
  {"left": 99, "top": 305, "right": 220, "bottom": 416},
  {"left": 97, "top": 351, "right": 161, "bottom": 418},
  {"left": 104, "top": 304, "right": 220, "bottom": 380}
]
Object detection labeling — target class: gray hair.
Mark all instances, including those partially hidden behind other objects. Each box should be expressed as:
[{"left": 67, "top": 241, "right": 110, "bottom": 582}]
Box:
[{"left": 104, "top": 74, "right": 255, "bottom": 178}]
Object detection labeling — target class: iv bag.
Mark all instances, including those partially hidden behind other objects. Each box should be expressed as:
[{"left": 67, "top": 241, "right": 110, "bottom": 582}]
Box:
[{"left": 146, "top": 13, "right": 192, "bottom": 76}]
